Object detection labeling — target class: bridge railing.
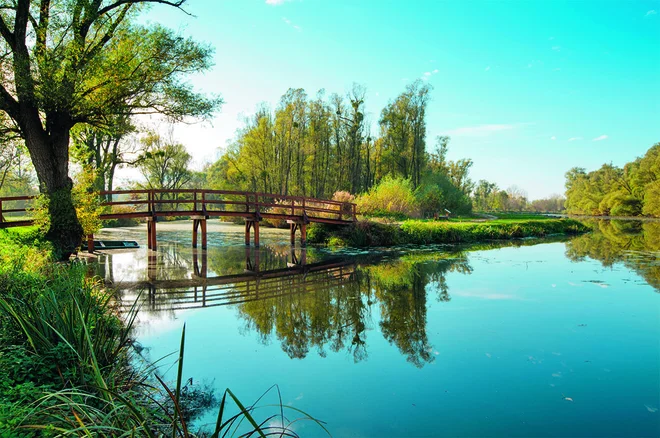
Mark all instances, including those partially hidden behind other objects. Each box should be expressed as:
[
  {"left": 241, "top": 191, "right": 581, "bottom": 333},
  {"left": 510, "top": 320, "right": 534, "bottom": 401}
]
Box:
[
  {"left": 100, "top": 189, "right": 356, "bottom": 223},
  {"left": 0, "top": 195, "right": 35, "bottom": 227},
  {"left": 0, "top": 189, "right": 357, "bottom": 227}
]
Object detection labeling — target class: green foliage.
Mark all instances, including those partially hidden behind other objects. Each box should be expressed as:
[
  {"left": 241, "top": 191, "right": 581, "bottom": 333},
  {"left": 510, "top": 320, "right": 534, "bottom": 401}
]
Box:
[
  {"left": 564, "top": 143, "right": 659, "bottom": 217},
  {"left": 0, "top": 0, "right": 221, "bottom": 258},
  {"left": 34, "top": 188, "right": 85, "bottom": 259},
  {"left": 642, "top": 181, "right": 660, "bottom": 216},
  {"left": 309, "top": 218, "right": 588, "bottom": 247},
  {"left": 72, "top": 169, "right": 104, "bottom": 236},
  {"left": 356, "top": 176, "right": 420, "bottom": 218},
  {"left": 416, "top": 169, "right": 472, "bottom": 216},
  {"left": 31, "top": 171, "right": 102, "bottom": 244},
  {"left": 379, "top": 80, "right": 431, "bottom": 188},
  {"left": 138, "top": 134, "right": 193, "bottom": 192},
  {"left": 565, "top": 220, "right": 660, "bottom": 291}
]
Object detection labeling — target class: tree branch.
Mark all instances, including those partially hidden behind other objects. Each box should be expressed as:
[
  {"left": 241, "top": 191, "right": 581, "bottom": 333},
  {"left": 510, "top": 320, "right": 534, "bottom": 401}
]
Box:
[
  {"left": 98, "top": 0, "right": 191, "bottom": 18},
  {"left": 0, "top": 15, "right": 14, "bottom": 48},
  {"left": 35, "top": 0, "right": 52, "bottom": 57},
  {"left": 0, "top": 83, "right": 20, "bottom": 121}
]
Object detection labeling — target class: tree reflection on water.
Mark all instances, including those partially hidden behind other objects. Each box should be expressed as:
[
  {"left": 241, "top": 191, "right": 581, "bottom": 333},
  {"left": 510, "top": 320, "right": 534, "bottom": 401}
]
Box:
[
  {"left": 566, "top": 220, "right": 660, "bottom": 292},
  {"left": 98, "top": 223, "right": 658, "bottom": 371}
]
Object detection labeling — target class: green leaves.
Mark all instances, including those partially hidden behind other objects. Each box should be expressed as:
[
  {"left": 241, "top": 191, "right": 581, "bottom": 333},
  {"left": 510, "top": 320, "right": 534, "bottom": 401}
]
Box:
[{"left": 565, "top": 143, "right": 659, "bottom": 217}]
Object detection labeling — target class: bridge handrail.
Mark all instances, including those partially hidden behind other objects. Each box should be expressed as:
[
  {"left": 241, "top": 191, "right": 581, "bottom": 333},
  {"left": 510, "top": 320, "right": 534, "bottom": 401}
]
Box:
[{"left": 0, "top": 189, "right": 357, "bottom": 226}]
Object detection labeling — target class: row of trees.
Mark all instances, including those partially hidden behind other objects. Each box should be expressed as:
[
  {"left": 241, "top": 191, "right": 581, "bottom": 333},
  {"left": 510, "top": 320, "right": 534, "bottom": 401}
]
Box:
[
  {"left": 207, "top": 81, "right": 432, "bottom": 199},
  {"left": 472, "top": 181, "right": 566, "bottom": 213},
  {"left": 565, "top": 143, "right": 659, "bottom": 217}
]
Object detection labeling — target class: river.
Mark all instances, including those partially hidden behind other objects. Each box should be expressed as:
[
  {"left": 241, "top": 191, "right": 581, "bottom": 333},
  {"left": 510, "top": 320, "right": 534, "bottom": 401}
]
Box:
[{"left": 93, "top": 219, "right": 660, "bottom": 437}]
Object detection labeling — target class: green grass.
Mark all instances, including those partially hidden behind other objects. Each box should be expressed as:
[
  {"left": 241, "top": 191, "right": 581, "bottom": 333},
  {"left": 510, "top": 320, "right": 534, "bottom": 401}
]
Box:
[{"left": 308, "top": 218, "right": 589, "bottom": 248}]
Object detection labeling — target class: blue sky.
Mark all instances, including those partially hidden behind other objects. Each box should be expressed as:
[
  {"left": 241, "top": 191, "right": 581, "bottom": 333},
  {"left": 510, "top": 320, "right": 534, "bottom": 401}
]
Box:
[{"left": 138, "top": 0, "right": 660, "bottom": 199}]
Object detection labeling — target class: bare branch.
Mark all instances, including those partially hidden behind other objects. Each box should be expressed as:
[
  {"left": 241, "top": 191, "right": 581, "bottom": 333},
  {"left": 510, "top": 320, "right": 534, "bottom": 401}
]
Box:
[{"left": 98, "top": 0, "right": 192, "bottom": 18}]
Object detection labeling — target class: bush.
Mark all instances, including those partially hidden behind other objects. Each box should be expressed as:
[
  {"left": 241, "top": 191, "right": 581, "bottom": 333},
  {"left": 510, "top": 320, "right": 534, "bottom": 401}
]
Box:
[
  {"left": 416, "top": 171, "right": 472, "bottom": 217},
  {"left": 356, "top": 176, "right": 420, "bottom": 218},
  {"left": 332, "top": 191, "right": 355, "bottom": 215}
]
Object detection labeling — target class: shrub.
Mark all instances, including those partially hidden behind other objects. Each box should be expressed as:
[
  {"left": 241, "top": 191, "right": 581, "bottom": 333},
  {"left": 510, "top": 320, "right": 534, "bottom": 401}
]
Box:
[
  {"left": 415, "top": 171, "right": 472, "bottom": 217},
  {"left": 72, "top": 169, "right": 104, "bottom": 236},
  {"left": 356, "top": 176, "right": 420, "bottom": 218},
  {"left": 332, "top": 190, "right": 356, "bottom": 216}
]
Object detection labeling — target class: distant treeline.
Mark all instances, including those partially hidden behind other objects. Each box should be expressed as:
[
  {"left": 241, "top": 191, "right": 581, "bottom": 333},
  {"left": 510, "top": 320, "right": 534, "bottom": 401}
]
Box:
[{"left": 565, "top": 143, "right": 659, "bottom": 217}]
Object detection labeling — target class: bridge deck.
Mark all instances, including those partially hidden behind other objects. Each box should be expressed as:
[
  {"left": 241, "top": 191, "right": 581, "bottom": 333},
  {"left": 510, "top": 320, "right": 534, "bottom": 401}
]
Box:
[{"left": 0, "top": 189, "right": 357, "bottom": 249}]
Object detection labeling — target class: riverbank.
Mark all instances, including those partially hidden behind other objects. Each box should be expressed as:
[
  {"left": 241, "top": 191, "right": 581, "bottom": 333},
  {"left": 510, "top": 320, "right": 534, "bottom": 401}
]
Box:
[
  {"left": 0, "top": 228, "right": 285, "bottom": 436},
  {"left": 307, "top": 218, "right": 590, "bottom": 247}
]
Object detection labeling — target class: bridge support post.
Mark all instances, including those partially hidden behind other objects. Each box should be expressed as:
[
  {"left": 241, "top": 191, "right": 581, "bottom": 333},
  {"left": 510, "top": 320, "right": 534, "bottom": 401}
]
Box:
[
  {"left": 147, "top": 218, "right": 157, "bottom": 251},
  {"left": 287, "top": 220, "right": 307, "bottom": 247},
  {"left": 87, "top": 234, "right": 94, "bottom": 253},
  {"left": 192, "top": 216, "right": 207, "bottom": 249},
  {"left": 245, "top": 246, "right": 260, "bottom": 273},
  {"left": 193, "top": 248, "right": 207, "bottom": 278},
  {"left": 245, "top": 219, "right": 260, "bottom": 247}
]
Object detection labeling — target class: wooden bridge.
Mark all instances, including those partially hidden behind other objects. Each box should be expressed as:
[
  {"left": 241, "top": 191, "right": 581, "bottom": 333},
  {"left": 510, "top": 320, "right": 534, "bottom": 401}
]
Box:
[{"left": 0, "top": 189, "right": 357, "bottom": 250}]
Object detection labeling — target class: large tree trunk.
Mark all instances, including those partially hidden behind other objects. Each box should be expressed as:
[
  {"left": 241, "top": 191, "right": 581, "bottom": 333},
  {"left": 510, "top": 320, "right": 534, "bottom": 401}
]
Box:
[{"left": 23, "top": 119, "right": 83, "bottom": 260}]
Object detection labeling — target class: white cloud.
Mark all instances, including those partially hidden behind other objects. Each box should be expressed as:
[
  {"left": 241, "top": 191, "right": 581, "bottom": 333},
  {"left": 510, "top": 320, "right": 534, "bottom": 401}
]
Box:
[
  {"left": 552, "top": 46, "right": 561, "bottom": 51},
  {"left": 484, "top": 66, "right": 491, "bottom": 71},
  {"left": 266, "top": 0, "right": 291, "bottom": 5},
  {"left": 592, "top": 134, "right": 608, "bottom": 141},
  {"left": 568, "top": 137, "right": 582, "bottom": 142},
  {"left": 548, "top": 36, "right": 555, "bottom": 40},
  {"left": 445, "top": 124, "right": 517, "bottom": 137},
  {"left": 646, "top": 10, "right": 657, "bottom": 16},
  {"left": 282, "top": 16, "right": 301, "bottom": 31},
  {"left": 421, "top": 69, "right": 439, "bottom": 80},
  {"left": 553, "top": 68, "right": 561, "bottom": 71},
  {"left": 550, "top": 136, "right": 556, "bottom": 140}
]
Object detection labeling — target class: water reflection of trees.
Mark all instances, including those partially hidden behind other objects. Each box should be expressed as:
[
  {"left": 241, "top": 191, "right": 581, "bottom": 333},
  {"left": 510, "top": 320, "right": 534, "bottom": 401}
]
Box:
[
  {"left": 566, "top": 220, "right": 660, "bottom": 291},
  {"left": 237, "top": 253, "right": 473, "bottom": 367}
]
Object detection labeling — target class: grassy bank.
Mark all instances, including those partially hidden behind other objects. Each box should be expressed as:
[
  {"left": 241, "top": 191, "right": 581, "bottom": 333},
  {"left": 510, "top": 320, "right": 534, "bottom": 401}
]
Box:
[
  {"left": 308, "top": 218, "right": 589, "bottom": 248},
  {"left": 0, "top": 228, "right": 321, "bottom": 436}
]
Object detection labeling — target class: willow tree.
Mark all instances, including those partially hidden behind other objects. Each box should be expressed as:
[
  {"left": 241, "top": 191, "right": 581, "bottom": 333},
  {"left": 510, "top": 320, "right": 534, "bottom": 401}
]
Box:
[{"left": 0, "top": 0, "right": 220, "bottom": 258}]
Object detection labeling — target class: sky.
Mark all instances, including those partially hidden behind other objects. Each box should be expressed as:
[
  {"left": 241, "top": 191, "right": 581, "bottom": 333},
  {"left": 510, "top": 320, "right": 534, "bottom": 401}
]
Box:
[{"left": 131, "top": 0, "right": 660, "bottom": 200}]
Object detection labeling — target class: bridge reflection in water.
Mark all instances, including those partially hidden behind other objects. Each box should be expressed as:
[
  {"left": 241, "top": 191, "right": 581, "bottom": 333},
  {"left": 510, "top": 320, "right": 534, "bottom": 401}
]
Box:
[
  {"left": 95, "top": 239, "right": 476, "bottom": 366},
  {"left": 101, "top": 245, "right": 356, "bottom": 312}
]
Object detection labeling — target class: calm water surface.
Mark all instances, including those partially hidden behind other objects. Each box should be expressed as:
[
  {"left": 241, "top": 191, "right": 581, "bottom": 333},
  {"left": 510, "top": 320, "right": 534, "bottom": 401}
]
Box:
[{"left": 95, "top": 220, "right": 660, "bottom": 437}]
